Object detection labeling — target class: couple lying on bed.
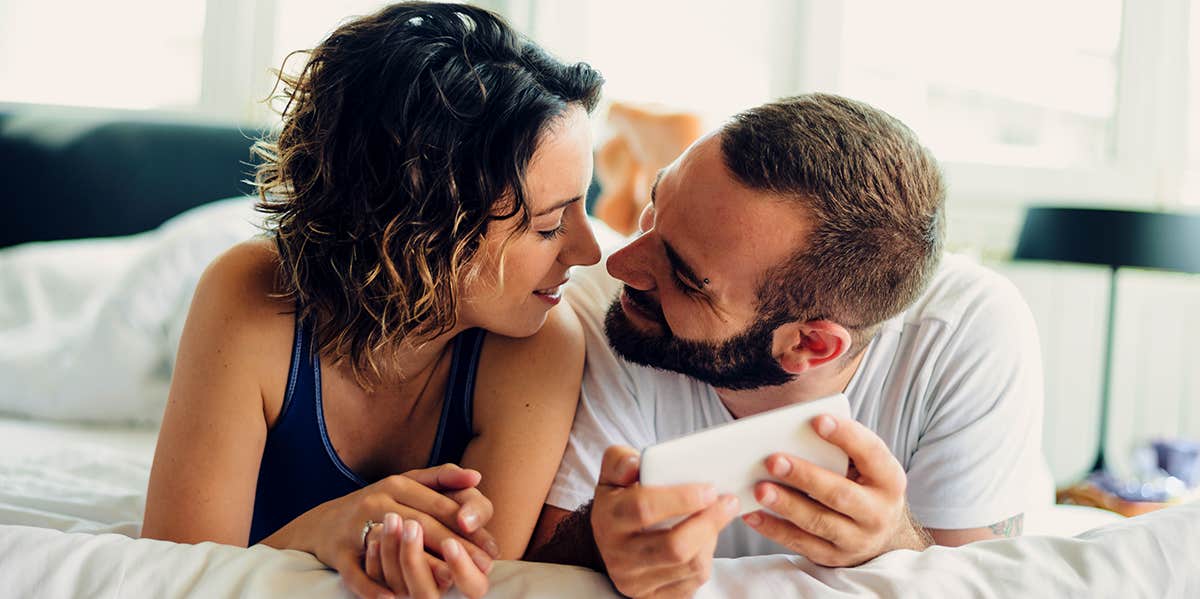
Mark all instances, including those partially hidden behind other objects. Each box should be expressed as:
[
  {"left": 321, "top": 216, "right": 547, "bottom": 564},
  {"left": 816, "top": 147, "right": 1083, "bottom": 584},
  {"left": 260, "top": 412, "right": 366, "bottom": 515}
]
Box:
[{"left": 140, "top": 3, "right": 1047, "bottom": 598}]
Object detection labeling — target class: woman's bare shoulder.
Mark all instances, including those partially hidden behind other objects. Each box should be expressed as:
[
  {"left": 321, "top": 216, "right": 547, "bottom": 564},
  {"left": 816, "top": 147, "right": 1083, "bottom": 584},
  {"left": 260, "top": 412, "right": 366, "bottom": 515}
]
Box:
[
  {"left": 197, "top": 237, "right": 292, "bottom": 318},
  {"left": 472, "top": 304, "right": 585, "bottom": 422},
  {"left": 183, "top": 237, "right": 297, "bottom": 407},
  {"left": 144, "top": 237, "right": 297, "bottom": 543}
]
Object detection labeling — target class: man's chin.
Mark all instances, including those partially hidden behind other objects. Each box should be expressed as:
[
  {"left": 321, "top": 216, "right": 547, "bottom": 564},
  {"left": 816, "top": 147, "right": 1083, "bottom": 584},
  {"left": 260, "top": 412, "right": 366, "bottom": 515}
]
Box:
[{"left": 602, "top": 298, "right": 797, "bottom": 391}]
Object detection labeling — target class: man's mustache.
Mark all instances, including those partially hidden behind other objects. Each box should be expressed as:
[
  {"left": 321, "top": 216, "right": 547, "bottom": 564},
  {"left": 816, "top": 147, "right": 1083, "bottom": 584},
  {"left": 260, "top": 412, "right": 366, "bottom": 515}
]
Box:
[{"left": 623, "top": 285, "right": 667, "bottom": 325}]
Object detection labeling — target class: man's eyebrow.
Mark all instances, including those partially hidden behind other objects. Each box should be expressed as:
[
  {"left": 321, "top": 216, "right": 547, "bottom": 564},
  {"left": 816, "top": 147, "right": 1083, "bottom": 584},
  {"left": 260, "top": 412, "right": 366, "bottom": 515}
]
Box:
[
  {"left": 649, "top": 169, "right": 665, "bottom": 205},
  {"left": 533, "top": 196, "right": 581, "bottom": 217},
  {"left": 662, "top": 240, "right": 706, "bottom": 289}
]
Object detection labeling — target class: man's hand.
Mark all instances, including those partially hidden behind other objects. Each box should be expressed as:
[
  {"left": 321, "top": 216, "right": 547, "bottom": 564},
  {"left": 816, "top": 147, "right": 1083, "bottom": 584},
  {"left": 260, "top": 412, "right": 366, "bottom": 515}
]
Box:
[
  {"left": 592, "top": 446, "right": 741, "bottom": 598},
  {"left": 742, "top": 414, "right": 931, "bottom": 567}
]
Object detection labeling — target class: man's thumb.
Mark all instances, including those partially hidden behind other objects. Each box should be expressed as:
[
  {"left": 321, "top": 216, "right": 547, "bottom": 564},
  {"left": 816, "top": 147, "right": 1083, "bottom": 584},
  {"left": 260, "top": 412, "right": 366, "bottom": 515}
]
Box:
[{"left": 598, "top": 445, "right": 640, "bottom": 487}]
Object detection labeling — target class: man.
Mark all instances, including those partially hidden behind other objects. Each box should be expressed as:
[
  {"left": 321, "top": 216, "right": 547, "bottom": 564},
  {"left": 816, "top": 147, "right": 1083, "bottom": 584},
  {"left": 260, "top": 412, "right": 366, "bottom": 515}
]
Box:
[{"left": 526, "top": 93, "right": 1050, "bottom": 598}]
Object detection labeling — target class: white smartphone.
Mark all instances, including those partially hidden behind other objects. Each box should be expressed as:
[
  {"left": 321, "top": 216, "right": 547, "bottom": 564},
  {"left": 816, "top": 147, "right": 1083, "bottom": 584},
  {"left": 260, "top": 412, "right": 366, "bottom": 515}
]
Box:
[{"left": 639, "top": 393, "right": 851, "bottom": 527}]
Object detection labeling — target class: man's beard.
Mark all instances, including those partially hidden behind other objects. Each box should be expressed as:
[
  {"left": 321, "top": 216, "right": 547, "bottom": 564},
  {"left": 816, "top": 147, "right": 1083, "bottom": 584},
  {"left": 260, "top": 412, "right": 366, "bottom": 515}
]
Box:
[{"left": 603, "top": 287, "right": 795, "bottom": 391}]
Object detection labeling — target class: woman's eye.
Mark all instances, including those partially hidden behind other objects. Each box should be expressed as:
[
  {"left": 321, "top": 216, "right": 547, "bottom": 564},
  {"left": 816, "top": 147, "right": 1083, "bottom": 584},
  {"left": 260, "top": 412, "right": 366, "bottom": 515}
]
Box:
[{"left": 538, "top": 222, "right": 567, "bottom": 240}]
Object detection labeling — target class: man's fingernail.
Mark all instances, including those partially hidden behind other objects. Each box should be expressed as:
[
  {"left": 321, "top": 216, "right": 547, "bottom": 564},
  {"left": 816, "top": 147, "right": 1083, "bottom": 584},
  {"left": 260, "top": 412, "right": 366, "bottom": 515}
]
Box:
[
  {"left": 403, "top": 519, "right": 420, "bottom": 542},
  {"left": 700, "top": 485, "right": 718, "bottom": 504},
  {"left": 744, "top": 512, "right": 763, "bottom": 526},
  {"left": 761, "top": 486, "right": 778, "bottom": 505},
  {"left": 769, "top": 456, "right": 792, "bottom": 477},
  {"left": 619, "top": 455, "right": 639, "bottom": 477},
  {"left": 484, "top": 538, "right": 501, "bottom": 558},
  {"left": 817, "top": 415, "right": 837, "bottom": 438},
  {"left": 721, "top": 495, "right": 740, "bottom": 514},
  {"left": 384, "top": 512, "right": 399, "bottom": 535}
]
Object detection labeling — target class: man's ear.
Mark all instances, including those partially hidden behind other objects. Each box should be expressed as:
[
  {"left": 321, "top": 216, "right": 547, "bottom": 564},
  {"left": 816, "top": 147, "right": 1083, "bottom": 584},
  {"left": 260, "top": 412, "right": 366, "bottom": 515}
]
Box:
[{"left": 772, "top": 320, "right": 853, "bottom": 375}]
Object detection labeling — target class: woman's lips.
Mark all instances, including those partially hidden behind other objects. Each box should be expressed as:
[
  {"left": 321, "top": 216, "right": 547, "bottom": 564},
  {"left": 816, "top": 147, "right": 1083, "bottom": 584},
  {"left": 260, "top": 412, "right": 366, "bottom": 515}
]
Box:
[{"left": 533, "top": 279, "right": 569, "bottom": 305}]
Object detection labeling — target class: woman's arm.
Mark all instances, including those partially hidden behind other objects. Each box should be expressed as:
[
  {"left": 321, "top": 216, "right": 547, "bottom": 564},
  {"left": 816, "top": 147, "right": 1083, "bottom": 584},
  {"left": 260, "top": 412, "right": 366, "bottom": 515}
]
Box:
[
  {"left": 463, "top": 302, "right": 587, "bottom": 559},
  {"left": 142, "top": 240, "right": 289, "bottom": 545}
]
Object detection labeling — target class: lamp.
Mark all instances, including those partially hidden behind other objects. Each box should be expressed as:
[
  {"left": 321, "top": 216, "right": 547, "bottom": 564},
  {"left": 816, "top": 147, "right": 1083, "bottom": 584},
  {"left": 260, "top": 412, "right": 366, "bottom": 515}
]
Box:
[{"left": 1012, "top": 206, "right": 1200, "bottom": 473}]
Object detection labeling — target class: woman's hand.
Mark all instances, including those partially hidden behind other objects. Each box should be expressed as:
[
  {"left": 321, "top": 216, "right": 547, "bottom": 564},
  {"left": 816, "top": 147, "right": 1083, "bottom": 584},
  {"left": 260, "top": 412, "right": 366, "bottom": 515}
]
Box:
[
  {"left": 363, "top": 513, "right": 490, "bottom": 599},
  {"left": 263, "top": 463, "right": 499, "bottom": 599}
]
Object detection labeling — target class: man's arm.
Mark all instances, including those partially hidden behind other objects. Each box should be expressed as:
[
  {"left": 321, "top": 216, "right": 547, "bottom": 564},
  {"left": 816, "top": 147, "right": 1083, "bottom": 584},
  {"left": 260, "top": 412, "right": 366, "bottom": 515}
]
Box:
[
  {"left": 531, "top": 446, "right": 739, "bottom": 599},
  {"left": 928, "top": 513, "right": 1024, "bottom": 546},
  {"left": 525, "top": 503, "right": 605, "bottom": 570}
]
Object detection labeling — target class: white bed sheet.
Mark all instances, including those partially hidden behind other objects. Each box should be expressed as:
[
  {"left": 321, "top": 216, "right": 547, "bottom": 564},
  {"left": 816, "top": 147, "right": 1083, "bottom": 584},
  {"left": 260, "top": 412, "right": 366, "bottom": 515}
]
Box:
[{"left": 1, "top": 416, "right": 1195, "bottom": 598}]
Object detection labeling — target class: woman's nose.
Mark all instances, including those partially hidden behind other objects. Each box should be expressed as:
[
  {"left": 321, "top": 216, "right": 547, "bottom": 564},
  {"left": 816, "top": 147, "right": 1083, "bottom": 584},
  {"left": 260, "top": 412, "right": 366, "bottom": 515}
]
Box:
[{"left": 562, "top": 213, "right": 601, "bottom": 267}]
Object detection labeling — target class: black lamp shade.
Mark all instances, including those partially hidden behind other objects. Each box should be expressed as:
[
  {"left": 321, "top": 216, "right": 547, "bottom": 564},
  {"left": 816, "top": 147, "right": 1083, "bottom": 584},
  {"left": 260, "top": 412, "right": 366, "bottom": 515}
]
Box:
[{"left": 1013, "top": 207, "right": 1200, "bottom": 274}]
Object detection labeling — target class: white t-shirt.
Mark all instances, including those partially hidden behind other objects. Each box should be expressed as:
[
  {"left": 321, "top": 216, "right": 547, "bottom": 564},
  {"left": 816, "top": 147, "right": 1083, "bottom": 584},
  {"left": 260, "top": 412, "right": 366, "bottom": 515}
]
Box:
[{"left": 548, "top": 252, "right": 1053, "bottom": 558}]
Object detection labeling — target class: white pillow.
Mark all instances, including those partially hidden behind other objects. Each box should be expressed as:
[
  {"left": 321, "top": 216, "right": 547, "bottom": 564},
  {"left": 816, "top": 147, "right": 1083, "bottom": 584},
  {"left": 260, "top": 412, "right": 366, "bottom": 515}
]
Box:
[{"left": 0, "top": 197, "right": 262, "bottom": 425}]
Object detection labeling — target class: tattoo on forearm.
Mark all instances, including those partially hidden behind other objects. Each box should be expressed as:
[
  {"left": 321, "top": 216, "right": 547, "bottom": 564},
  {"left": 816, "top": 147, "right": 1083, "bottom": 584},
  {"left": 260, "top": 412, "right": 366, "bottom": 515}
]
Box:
[
  {"left": 988, "top": 514, "right": 1025, "bottom": 537},
  {"left": 524, "top": 501, "right": 607, "bottom": 572}
]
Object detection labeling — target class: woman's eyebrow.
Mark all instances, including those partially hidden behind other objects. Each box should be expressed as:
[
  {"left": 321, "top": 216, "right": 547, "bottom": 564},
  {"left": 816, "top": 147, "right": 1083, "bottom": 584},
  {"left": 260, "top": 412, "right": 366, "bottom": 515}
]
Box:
[{"left": 533, "top": 196, "right": 581, "bottom": 217}]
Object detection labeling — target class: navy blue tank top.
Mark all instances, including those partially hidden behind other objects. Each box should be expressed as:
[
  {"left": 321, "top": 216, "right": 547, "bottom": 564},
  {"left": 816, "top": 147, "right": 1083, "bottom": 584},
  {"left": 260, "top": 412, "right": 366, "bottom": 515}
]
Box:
[{"left": 248, "top": 317, "right": 486, "bottom": 545}]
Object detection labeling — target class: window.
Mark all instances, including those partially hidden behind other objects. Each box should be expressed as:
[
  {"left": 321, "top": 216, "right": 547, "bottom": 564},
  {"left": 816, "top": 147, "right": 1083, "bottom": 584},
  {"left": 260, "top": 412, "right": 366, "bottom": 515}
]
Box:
[
  {"left": 838, "top": 0, "right": 1123, "bottom": 170},
  {"left": 821, "top": 0, "right": 1189, "bottom": 210},
  {"left": 522, "top": 0, "right": 775, "bottom": 123},
  {"left": 1185, "top": 1, "right": 1200, "bottom": 207},
  {"left": 272, "top": 1, "right": 391, "bottom": 75},
  {"left": 0, "top": 1, "right": 206, "bottom": 110},
  {"left": 2, "top": 0, "right": 1194, "bottom": 211}
]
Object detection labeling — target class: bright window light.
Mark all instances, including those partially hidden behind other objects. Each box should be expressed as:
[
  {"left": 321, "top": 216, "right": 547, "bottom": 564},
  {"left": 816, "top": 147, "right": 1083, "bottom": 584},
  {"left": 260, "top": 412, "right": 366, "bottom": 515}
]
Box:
[
  {"left": 271, "top": 1, "right": 391, "bottom": 77},
  {"left": 839, "top": 0, "right": 1123, "bottom": 169},
  {"left": 531, "top": 0, "right": 775, "bottom": 123},
  {"left": 1186, "top": 1, "right": 1200, "bottom": 206},
  {"left": 0, "top": 0, "right": 206, "bottom": 110}
]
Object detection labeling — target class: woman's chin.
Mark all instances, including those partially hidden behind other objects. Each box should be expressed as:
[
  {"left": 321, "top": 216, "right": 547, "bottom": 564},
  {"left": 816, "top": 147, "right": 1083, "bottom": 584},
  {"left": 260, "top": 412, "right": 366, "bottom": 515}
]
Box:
[{"left": 478, "top": 309, "right": 549, "bottom": 339}]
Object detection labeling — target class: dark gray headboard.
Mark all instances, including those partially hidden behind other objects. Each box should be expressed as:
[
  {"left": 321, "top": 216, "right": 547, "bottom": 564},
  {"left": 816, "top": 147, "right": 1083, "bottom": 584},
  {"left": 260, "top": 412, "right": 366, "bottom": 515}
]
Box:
[{"left": 0, "top": 106, "right": 264, "bottom": 248}]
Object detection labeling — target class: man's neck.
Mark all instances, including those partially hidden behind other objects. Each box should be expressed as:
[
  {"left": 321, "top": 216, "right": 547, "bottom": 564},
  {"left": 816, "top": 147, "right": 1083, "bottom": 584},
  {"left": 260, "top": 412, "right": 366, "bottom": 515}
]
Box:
[{"left": 715, "top": 350, "right": 867, "bottom": 419}]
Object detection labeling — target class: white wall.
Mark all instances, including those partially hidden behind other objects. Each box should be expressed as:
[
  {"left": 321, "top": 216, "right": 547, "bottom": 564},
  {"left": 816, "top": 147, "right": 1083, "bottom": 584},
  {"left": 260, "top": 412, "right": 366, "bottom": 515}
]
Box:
[{"left": 992, "top": 261, "right": 1200, "bottom": 485}]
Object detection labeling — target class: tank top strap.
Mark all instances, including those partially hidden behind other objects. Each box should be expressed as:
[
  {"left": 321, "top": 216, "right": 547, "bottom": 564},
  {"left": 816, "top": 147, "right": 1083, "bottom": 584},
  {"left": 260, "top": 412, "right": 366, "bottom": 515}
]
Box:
[
  {"left": 248, "top": 314, "right": 360, "bottom": 545},
  {"left": 428, "top": 328, "right": 486, "bottom": 466}
]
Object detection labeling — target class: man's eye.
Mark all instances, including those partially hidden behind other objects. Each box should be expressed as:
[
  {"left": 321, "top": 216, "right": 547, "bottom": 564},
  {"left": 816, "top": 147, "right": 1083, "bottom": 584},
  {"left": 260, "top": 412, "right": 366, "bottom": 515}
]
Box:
[{"left": 671, "top": 270, "right": 701, "bottom": 294}]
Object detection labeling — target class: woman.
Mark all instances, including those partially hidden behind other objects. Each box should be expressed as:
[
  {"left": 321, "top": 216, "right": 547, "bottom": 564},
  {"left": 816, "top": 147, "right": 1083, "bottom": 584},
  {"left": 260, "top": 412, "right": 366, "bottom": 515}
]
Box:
[{"left": 141, "top": 4, "right": 604, "bottom": 598}]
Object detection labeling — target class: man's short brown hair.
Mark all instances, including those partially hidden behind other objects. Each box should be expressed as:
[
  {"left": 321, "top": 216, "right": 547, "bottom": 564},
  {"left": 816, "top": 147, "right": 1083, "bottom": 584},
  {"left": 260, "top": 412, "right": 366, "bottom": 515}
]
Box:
[{"left": 720, "top": 93, "right": 945, "bottom": 356}]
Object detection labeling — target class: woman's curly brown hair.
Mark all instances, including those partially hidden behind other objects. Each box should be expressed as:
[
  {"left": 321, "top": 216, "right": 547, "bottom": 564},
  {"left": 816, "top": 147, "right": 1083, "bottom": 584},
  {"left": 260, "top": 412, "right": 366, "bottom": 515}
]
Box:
[{"left": 253, "top": 2, "right": 602, "bottom": 384}]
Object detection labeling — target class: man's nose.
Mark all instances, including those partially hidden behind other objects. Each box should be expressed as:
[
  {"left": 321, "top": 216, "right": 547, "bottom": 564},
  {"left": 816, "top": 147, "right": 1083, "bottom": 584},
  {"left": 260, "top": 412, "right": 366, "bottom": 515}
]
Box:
[{"left": 606, "top": 234, "right": 656, "bottom": 291}]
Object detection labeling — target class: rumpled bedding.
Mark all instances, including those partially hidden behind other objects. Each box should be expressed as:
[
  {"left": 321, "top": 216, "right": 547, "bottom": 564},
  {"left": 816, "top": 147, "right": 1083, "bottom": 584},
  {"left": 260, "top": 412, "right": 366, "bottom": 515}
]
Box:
[
  {"left": 0, "top": 416, "right": 1194, "bottom": 598},
  {"left": 5, "top": 509, "right": 1196, "bottom": 599},
  {"left": 0, "top": 196, "right": 261, "bottom": 424}
]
